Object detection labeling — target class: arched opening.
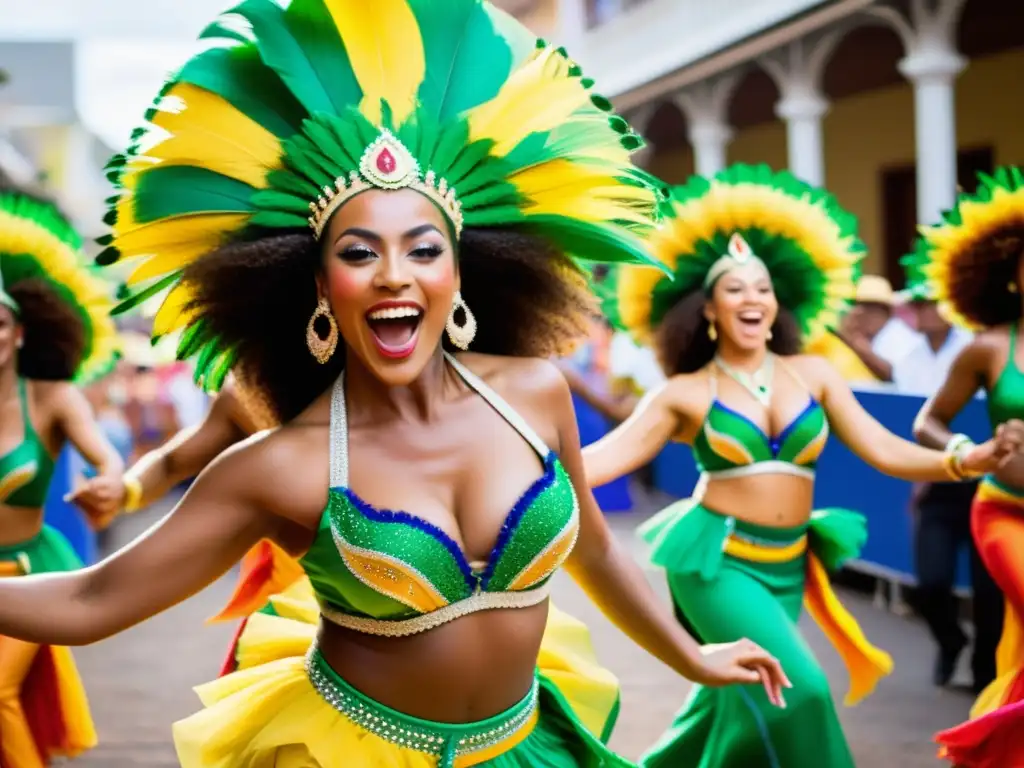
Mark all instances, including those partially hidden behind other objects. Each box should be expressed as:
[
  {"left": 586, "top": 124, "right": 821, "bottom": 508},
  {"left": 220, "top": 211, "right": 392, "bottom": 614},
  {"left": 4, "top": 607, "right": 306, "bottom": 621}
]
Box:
[{"left": 642, "top": 100, "right": 693, "bottom": 184}]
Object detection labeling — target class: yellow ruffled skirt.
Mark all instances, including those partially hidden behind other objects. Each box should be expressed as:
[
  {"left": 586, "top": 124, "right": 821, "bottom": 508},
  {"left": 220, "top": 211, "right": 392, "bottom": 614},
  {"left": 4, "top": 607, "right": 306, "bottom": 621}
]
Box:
[{"left": 176, "top": 578, "right": 627, "bottom": 767}]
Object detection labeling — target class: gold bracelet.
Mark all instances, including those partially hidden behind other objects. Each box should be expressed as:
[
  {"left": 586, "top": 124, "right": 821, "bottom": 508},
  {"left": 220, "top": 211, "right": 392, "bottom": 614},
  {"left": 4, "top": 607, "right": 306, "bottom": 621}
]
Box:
[
  {"left": 941, "top": 451, "right": 964, "bottom": 481},
  {"left": 123, "top": 475, "right": 144, "bottom": 513}
]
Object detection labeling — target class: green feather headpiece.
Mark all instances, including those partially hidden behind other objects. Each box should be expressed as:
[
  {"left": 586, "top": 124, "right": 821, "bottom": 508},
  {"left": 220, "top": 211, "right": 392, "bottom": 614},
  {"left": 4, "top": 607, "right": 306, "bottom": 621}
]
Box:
[
  {"left": 604, "top": 164, "right": 866, "bottom": 345},
  {"left": 0, "top": 192, "right": 119, "bottom": 383},
  {"left": 100, "top": 0, "right": 665, "bottom": 391}
]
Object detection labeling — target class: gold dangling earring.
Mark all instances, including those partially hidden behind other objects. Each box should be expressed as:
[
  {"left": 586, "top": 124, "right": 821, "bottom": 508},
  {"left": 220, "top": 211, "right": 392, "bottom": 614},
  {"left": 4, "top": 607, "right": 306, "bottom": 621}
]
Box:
[
  {"left": 446, "top": 291, "right": 477, "bottom": 351},
  {"left": 306, "top": 297, "right": 338, "bottom": 364},
  {"left": 1010, "top": 282, "right": 1019, "bottom": 294},
  {"left": 708, "top": 322, "right": 717, "bottom": 342}
]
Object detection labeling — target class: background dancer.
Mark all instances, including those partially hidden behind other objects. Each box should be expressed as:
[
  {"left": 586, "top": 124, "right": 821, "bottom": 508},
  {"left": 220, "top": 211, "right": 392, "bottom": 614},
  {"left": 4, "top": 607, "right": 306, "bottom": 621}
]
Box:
[
  {"left": 0, "top": 189, "right": 121, "bottom": 767},
  {"left": 585, "top": 165, "right": 1024, "bottom": 768},
  {"left": 904, "top": 166, "right": 1024, "bottom": 767}
]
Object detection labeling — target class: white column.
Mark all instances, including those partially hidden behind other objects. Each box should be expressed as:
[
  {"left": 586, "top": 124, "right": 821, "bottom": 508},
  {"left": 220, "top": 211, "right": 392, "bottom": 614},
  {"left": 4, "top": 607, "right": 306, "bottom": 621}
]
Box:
[
  {"left": 775, "top": 91, "right": 828, "bottom": 187},
  {"left": 688, "top": 120, "right": 732, "bottom": 177},
  {"left": 867, "top": 0, "right": 967, "bottom": 225},
  {"left": 760, "top": 32, "right": 843, "bottom": 187},
  {"left": 675, "top": 72, "right": 741, "bottom": 177},
  {"left": 899, "top": 47, "right": 965, "bottom": 224}
]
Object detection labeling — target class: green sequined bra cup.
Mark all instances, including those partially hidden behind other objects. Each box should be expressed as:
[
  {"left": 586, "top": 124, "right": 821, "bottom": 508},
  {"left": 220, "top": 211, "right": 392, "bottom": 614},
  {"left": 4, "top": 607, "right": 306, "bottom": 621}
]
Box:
[
  {"left": 301, "top": 353, "right": 580, "bottom": 636},
  {"left": 0, "top": 380, "right": 55, "bottom": 508},
  {"left": 692, "top": 363, "right": 829, "bottom": 479}
]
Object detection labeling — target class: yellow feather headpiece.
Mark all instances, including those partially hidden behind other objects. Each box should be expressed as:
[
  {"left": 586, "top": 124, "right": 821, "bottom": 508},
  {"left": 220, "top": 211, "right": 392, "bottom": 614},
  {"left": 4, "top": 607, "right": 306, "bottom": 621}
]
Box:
[
  {"left": 99, "top": 0, "right": 665, "bottom": 390},
  {"left": 0, "top": 192, "right": 118, "bottom": 383}
]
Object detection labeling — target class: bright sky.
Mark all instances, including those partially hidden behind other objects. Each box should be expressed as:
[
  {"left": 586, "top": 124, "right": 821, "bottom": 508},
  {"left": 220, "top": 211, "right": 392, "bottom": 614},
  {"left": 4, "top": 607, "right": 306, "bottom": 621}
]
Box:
[{"left": 2, "top": 0, "right": 223, "bottom": 149}]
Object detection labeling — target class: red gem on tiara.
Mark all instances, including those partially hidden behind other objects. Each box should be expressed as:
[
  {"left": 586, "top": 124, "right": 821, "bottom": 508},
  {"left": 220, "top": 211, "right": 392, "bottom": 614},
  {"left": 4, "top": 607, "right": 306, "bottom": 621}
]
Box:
[{"left": 376, "top": 148, "right": 396, "bottom": 175}]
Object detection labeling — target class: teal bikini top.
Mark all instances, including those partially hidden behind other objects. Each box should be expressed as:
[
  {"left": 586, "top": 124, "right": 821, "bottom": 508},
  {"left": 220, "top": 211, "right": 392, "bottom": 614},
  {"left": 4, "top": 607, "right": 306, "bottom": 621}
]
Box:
[
  {"left": 988, "top": 323, "right": 1024, "bottom": 430},
  {"left": 0, "top": 380, "right": 54, "bottom": 509},
  {"left": 300, "top": 353, "right": 580, "bottom": 637},
  {"left": 692, "top": 361, "right": 829, "bottom": 481}
]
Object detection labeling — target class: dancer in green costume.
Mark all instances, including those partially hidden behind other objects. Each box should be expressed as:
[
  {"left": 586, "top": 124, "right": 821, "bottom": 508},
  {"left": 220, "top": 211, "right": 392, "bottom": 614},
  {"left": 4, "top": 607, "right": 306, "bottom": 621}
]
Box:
[{"left": 585, "top": 165, "right": 1024, "bottom": 768}]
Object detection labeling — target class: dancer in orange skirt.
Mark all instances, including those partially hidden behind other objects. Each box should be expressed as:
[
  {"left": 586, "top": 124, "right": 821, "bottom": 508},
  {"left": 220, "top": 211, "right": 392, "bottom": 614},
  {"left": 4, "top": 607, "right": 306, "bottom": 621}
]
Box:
[
  {"left": 906, "top": 166, "right": 1024, "bottom": 767},
  {"left": 0, "top": 190, "right": 121, "bottom": 767}
]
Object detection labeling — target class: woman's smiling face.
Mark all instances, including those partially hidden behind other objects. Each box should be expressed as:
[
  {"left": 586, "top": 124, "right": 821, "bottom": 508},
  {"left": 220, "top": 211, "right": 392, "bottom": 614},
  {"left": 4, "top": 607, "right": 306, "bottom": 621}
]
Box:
[{"left": 320, "top": 188, "right": 457, "bottom": 385}]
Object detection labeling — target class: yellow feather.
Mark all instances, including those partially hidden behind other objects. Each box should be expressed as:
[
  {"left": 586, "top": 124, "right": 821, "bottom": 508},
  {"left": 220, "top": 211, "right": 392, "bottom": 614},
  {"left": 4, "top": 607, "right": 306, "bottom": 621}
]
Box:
[
  {"left": 153, "top": 283, "right": 197, "bottom": 337},
  {"left": 120, "top": 213, "right": 248, "bottom": 285},
  {"left": 148, "top": 84, "right": 282, "bottom": 189},
  {"left": 468, "top": 49, "right": 589, "bottom": 157},
  {"left": 512, "top": 160, "right": 654, "bottom": 225},
  {"left": 324, "top": 0, "right": 424, "bottom": 125}
]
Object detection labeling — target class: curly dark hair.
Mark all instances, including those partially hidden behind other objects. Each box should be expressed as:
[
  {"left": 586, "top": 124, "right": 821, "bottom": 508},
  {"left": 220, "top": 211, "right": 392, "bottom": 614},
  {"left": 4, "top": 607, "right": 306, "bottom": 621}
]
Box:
[
  {"left": 6, "top": 278, "right": 86, "bottom": 380},
  {"left": 655, "top": 289, "right": 802, "bottom": 376},
  {"left": 947, "top": 225, "right": 1024, "bottom": 328},
  {"left": 179, "top": 226, "right": 596, "bottom": 423}
]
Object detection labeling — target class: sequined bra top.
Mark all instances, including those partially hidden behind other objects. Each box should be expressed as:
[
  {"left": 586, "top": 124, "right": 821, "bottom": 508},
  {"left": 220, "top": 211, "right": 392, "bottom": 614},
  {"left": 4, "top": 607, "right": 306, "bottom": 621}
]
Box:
[
  {"left": 692, "top": 361, "right": 829, "bottom": 481},
  {"left": 987, "top": 322, "right": 1024, "bottom": 430},
  {"left": 0, "top": 380, "right": 55, "bottom": 509},
  {"left": 300, "top": 353, "right": 580, "bottom": 637}
]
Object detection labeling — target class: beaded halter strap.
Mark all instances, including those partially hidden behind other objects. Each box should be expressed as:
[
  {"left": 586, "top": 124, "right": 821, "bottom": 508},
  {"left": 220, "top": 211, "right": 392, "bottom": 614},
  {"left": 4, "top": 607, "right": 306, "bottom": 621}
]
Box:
[{"left": 329, "top": 352, "right": 550, "bottom": 489}]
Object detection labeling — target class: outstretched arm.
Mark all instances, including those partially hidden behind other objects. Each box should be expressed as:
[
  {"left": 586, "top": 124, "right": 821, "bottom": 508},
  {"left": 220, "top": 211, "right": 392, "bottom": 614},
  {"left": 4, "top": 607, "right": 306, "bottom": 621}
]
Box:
[
  {"left": 70, "top": 382, "right": 256, "bottom": 522},
  {"left": 544, "top": 366, "right": 788, "bottom": 703},
  {"left": 912, "top": 342, "right": 986, "bottom": 450},
  {"left": 0, "top": 437, "right": 290, "bottom": 646},
  {"left": 812, "top": 356, "right": 1018, "bottom": 481},
  {"left": 581, "top": 382, "right": 683, "bottom": 487}
]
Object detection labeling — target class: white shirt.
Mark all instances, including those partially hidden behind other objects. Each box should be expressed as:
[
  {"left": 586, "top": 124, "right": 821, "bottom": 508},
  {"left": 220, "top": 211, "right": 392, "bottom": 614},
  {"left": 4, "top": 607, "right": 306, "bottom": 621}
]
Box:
[
  {"left": 871, "top": 317, "right": 919, "bottom": 366},
  {"left": 608, "top": 332, "right": 666, "bottom": 393},
  {"left": 892, "top": 327, "right": 973, "bottom": 397}
]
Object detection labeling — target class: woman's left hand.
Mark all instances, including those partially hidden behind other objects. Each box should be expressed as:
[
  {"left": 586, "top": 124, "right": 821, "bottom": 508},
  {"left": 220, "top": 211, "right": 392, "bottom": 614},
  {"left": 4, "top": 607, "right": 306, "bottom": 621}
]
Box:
[
  {"left": 67, "top": 474, "right": 125, "bottom": 530},
  {"left": 694, "top": 639, "right": 791, "bottom": 708},
  {"left": 962, "top": 419, "right": 1024, "bottom": 475}
]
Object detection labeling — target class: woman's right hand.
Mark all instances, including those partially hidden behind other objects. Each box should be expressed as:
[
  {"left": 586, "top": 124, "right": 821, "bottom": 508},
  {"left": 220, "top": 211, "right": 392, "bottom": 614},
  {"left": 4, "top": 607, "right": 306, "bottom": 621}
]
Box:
[{"left": 694, "top": 639, "right": 791, "bottom": 708}]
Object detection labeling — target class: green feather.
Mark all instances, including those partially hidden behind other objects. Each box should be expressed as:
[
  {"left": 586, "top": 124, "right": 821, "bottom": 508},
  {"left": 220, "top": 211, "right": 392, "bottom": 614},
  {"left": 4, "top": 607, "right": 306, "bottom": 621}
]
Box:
[
  {"left": 249, "top": 188, "right": 313, "bottom": 215},
  {"left": 429, "top": 120, "right": 471, "bottom": 177},
  {"left": 226, "top": 0, "right": 360, "bottom": 115},
  {"left": 444, "top": 139, "right": 494, "bottom": 187},
  {"left": 410, "top": 0, "right": 516, "bottom": 122},
  {"left": 519, "top": 214, "right": 668, "bottom": 273},
  {"left": 248, "top": 209, "right": 308, "bottom": 229},
  {"left": 132, "top": 166, "right": 256, "bottom": 224},
  {"left": 111, "top": 274, "right": 180, "bottom": 316},
  {"left": 176, "top": 44, "right": 307, "bottom": 137}
]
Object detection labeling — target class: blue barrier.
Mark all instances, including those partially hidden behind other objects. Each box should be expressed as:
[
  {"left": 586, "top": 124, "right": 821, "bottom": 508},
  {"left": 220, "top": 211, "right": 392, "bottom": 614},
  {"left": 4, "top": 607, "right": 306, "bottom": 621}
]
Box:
[
  {"left": 648, "top": 389, "right": 991, "bottom": 591},
  {"left": 573, "top": 394, "right": 633, "bottom": 513},
  {"left": 43, "top": 446, "right": 97, "bottom": 565}
]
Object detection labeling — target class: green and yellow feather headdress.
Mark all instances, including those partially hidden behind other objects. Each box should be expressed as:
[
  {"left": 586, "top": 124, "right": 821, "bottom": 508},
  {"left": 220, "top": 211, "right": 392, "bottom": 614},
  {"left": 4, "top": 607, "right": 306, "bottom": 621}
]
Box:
[
  {"left": 100, "top": 0, "right": 664, "bottom": 390},
  {"left": 902, "top": 166, "right": 1024, "bottom": 330},
  {"left": 0, "top": 192, "right": 119, "bottom": 384},
  {"left": 604, "top": 164, "right": 866, "bottom": 345}
]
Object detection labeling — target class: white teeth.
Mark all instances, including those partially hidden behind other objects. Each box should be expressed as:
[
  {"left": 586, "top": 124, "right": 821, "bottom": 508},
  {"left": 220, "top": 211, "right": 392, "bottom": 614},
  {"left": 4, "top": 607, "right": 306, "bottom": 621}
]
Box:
[{"left": 368, "top": 306, "right": 422, "bottom": 321}]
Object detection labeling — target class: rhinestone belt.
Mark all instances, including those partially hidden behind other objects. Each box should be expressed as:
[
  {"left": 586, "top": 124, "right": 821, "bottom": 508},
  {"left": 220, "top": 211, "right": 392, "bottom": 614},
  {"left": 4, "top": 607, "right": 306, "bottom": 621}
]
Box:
[{"left": 305, "top": 646, "right": 538, "bottom": 765}]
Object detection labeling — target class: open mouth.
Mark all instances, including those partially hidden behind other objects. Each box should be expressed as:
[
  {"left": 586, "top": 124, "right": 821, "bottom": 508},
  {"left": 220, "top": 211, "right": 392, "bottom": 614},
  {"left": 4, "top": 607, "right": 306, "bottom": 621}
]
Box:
[
  {"left": 366, "top": 304, "right": 424, "bottom": 359},
  {"left": 737, "top": 310, "right": 765, "bottom": 332}
]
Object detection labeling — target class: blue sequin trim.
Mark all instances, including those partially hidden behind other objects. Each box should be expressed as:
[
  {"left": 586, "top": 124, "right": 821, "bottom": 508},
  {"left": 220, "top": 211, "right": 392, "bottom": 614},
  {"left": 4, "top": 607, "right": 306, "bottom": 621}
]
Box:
[
  {"left": 336, "top": 452, "right": 560, "bottom": 595},
  {"left": 480, "top": 453, "right": 558, "bottom": 589},
  {"left": 708, "top": 398, "right": 819, "bottom": 458},
  {"left": 339, "top": 488, "right": 477, "bottom": 591}
]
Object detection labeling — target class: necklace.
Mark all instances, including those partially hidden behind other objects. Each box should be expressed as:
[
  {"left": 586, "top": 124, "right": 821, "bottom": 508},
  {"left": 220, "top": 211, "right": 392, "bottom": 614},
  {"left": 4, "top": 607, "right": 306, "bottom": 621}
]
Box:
[{"left": 714, "top": 353, "right": 774, "bottom": 407}]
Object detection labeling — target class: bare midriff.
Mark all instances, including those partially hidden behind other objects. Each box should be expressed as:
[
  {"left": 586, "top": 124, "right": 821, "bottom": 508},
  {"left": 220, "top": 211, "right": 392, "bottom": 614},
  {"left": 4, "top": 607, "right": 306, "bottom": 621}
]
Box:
[
  {"left": 317, "top": 598, "right": 549, "bottom": 723},
  {"left": 702, "top": 472, "right": 815, "bottom": 529}
]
